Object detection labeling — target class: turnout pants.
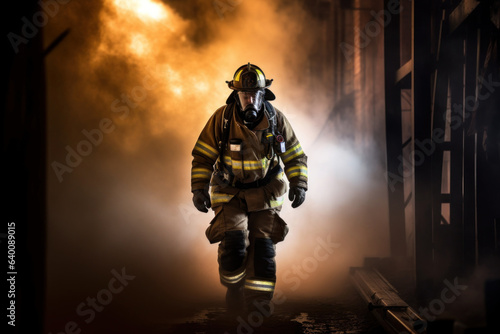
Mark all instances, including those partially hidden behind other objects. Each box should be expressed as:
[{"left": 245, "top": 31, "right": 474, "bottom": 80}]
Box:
[{"left": 205, "top": 189, "right": 288, "bottom": 307}]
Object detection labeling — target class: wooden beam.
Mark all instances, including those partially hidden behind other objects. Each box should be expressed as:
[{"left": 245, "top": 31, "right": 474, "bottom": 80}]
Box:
[
  {"left": 463, "top": 24, "right": 479, "bottom": 274},
  {"left": 350, "top": 267, "right": 425, "bottom": 334},
  {"left": 395, "top": 60, "right": 412, "bottom": 85},
  {"left": 412, "top": 0, "right": 435, "bottom": 303},
  {"left": 384, "top": 0, "right": 407, "bottom": 257},
  {"left": 448, "top": 33, "right": 465, "bottom": 275},
  {"left": 449, "top": 0, "right": 480, "bottom": 33}
]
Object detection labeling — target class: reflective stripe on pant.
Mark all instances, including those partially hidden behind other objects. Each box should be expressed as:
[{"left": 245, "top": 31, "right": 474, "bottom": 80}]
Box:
[{"left": 213, "top": 190, "right": 283, "bottom": 301}]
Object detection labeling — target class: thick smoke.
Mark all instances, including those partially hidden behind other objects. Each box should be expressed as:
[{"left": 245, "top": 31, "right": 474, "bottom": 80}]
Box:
[{"left": 45, "top": 0, "right": 388, "bottom": 331}]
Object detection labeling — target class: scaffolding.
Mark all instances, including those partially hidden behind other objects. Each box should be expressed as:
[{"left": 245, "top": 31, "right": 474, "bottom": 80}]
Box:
[{"left": 384, "top": 0, "right": 500, "bottom": 309}]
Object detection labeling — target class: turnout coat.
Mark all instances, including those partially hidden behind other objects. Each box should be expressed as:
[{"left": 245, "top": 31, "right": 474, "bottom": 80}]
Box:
[{"left": 191, "top": 102, "right": 308, "bottom": 212}]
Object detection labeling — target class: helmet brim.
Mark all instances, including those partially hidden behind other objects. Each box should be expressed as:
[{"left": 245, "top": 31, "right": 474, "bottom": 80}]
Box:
[{"left": 226, "top": 79, "right": 273, "bottom": 91}]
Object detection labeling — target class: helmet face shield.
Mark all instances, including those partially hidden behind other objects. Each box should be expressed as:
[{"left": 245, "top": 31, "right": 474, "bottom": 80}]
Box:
[
  {"left": 237, "top": 90, "right": 264, "bottom": 122},
  {"left": 237, "top": 90, "right": 264, "bottom": 111}
]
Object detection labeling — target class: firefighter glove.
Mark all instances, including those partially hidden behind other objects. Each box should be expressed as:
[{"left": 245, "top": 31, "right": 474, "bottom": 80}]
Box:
[
  {"left": 289, "top": 186, "right": 306, "bottom": 208},
  {"left": 193, "top": 188, "right": 211, "bottom": 213}
]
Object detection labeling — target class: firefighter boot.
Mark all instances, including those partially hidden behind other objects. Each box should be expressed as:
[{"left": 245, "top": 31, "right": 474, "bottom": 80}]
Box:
[
  {"left": 244, "top": 290, "right": 274, "bottom": 318},
  {"left": 225, "top": 285, "right": 245, "bottom": 314}
]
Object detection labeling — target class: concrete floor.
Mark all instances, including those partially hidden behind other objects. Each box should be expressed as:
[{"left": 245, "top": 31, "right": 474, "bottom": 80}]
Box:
[{"left": 161, "top": 285, "right": 386, "bottom": 334}]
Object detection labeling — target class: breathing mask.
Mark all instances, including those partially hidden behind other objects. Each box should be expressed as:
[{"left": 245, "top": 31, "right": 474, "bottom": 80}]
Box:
[{"left": 237, "top": 90, "right": 264, "bottom": 122}]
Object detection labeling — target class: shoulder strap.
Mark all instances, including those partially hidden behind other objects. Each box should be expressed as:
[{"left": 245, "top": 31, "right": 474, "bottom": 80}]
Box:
[
  {"left": 220, "top": 103, "right": 233, "bottom": 152},
  {"left": 263, "top": 101, "right": 285, "bottom": 161},
  {"left": 264, "top": 101, "right": 277, "bottom": 135},
  {"left": 216, "top": 103, "right": 234, "bottom": 173}
]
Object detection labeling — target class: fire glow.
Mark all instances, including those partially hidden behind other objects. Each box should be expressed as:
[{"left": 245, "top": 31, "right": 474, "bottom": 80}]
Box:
[
  {"left": 45, "top": 2, "right": 390, "bottom": 331},
  {"left": 112, "top": 0, "right": 168, "bottom": 22}
]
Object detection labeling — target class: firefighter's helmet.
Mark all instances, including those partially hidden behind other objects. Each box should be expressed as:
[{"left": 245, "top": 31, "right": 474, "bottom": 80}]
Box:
[{"left": 226, "top": 63, "right": 275, "bottom": 101}]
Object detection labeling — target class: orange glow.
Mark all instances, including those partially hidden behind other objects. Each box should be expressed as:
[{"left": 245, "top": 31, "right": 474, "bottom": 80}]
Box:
[
  {"left": 172, "top": 87, "right": 183, "bottom": 96},
  {"left": 45, "top": 1, "right": 392, "bottom": 324},
  {"left": 129, "top": 34, "right": 150, "bottom": 56},
  {"left": 112, "top": 0, "right": 168, "bottom": 22}
]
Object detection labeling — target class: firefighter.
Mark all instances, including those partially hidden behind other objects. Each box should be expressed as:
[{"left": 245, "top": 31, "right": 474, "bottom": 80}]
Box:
[{"left": 190, "top": 63, "right": 308, "bottom": 314}]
